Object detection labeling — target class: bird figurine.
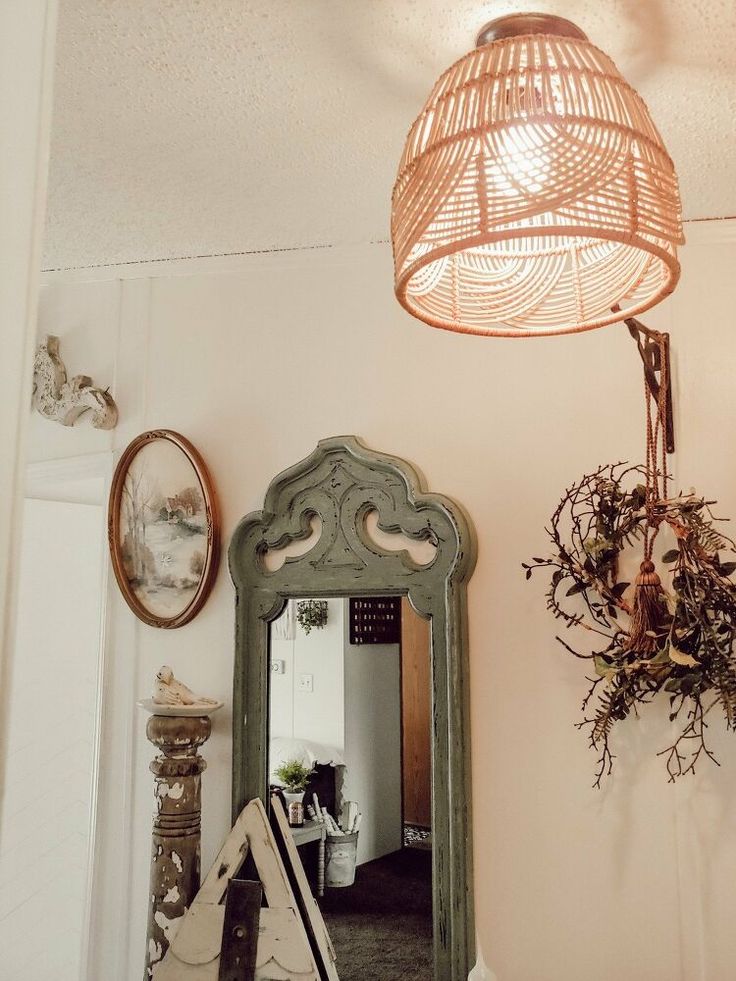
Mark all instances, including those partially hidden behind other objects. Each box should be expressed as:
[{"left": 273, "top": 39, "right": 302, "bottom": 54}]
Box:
[{"left": 152, "top": 666, "right": 218, "bottom": 707}]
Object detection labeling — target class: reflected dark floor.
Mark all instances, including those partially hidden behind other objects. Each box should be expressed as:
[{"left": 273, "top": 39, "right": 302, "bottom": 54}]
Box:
[{"left": 320, "top": 847, "right": 433, "bottom": 981}]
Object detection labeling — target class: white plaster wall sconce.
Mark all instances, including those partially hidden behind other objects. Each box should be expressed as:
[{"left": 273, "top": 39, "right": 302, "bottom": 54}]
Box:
[{"left": 32, "top": 334, "right": 118, "bottom": 429}]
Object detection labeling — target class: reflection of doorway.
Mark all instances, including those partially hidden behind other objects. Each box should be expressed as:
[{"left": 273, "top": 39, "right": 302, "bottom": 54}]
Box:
[
  {"left": 341, "top": 596, "right": 433, "bottom": 861},
  {"left": 318, "top": 596, "right": 433, "bottom": 981},
  {"left": 0, "top": 475, "right": 106, "bottom": 981},
  {"left": 343, "top": 599, "right": 402, "bottom": 866},
  {"left": 401, "top": 597, "right": 431, "bottom": 849}
]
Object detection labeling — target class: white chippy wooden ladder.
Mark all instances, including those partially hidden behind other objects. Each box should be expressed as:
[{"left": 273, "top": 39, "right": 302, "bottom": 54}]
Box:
[{"left": 155, "top": 797, "right": 339, "bottom": 980}]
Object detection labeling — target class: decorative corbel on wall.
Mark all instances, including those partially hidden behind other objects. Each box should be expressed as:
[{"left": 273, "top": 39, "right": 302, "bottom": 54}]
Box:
[{"left": 32, "top": 334, "right": 118, "bottom": 429}]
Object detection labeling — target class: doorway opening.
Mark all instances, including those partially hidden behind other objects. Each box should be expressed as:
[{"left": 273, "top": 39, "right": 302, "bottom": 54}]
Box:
[{"left": 0, "top": 465, "right": 107, "bottom": 981}]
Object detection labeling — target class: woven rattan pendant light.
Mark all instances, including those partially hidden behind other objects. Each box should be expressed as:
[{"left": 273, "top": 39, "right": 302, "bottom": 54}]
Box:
[{"left": 391, "top": 13, "right": 683, "bottom": 337}]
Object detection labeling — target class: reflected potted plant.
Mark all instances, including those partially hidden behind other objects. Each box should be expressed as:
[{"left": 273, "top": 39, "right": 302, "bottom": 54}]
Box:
[{"left": 274, "top": 759, "right": 314, "bottom": 806}]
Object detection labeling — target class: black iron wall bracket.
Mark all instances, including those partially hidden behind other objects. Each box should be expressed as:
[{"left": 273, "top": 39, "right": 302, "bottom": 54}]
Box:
[{"left": 624, "top": 315, "right": 675, "bottom": 455}]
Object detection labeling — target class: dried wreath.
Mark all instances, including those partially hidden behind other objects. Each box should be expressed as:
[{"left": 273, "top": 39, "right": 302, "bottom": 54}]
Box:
[{"left": 524, "top": 463, "right": 736, "bottom": 785}]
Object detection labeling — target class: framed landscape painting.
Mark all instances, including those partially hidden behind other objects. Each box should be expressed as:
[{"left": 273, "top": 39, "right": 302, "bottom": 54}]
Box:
[{"left": 108, "top": 430, "right": 220, "bottom": 628}]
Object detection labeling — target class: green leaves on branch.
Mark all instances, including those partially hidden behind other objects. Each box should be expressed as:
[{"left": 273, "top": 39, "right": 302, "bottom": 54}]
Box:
[
  {"left": 296, "top": 599, "right": 328, "bottom": 634},
  {"left": 524, "top": 462, "right": 736, "bottom": 785},
  {"left": 274, "top": 759, "right": 314, "bottom": 793}
]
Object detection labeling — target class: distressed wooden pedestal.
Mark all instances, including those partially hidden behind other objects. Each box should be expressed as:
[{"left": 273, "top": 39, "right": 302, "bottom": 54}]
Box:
[{"left": 144, "top": 713, "right": 212, "bottom": 980}]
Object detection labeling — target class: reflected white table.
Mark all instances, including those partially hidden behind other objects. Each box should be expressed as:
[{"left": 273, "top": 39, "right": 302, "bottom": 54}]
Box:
[{"left": 290, "top": 818, "right": 327, "bottom": 897}]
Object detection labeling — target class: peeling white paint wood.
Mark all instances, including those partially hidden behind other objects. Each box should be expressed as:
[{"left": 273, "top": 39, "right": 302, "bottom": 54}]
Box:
[
  {"left": 32, "top": 334, "right": 118, "bottom": 428},
  {"left": 270, "top": 794, "right": 338, "bottom": 978},
  {"left": 144, "top": 714, "right": 212, "bottom": 979},
  {"left": 255, "top": 909, "right": 315, "bottom": 977},
  {"left": 166, "top": 905, "right": 224, "bottom": 966},
  {"left": 155, "top": 799, "right": 325, "bottom": 981}
]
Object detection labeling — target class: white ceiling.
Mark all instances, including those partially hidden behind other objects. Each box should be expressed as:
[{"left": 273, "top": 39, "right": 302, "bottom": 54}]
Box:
[{"left": 44, "top": 0, "right": 736, "bottom": 270}]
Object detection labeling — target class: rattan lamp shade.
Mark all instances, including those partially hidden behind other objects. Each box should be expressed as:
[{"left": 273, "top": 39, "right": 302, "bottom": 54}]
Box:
[{"left": 391, "top": 15, "right": 684, "bottom": 337}]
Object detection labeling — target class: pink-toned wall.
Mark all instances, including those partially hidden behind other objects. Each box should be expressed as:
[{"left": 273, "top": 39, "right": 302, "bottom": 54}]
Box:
[{"left": 31, "top": 225, "right": 736, "bottom": 980}]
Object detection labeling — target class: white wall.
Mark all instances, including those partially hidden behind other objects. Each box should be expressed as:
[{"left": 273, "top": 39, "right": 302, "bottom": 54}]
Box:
[
  {"left": 270, "top": 598, "right": 345, "bottom": 750},
  {"left": 343, "top": 615, "right": 403, "bottom": 867},
  {"left": 270, "top": 598, "right": 402, "bottom": 867},
  {"left": 28, "top": 223, "right": 736, "bottom": 980},
  {"left": 269, "top": 607, "right": 297, "bottom": 741}
]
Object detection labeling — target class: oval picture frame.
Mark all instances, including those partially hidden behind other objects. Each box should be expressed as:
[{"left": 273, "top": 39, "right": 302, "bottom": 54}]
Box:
[{"left": 108, "top": 430, "right": 220, "bottom": 628}]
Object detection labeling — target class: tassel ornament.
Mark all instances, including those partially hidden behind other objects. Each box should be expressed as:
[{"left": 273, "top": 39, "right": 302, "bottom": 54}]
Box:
[{"left": 626, "top": 559, "right": 668, "bottom": 655}]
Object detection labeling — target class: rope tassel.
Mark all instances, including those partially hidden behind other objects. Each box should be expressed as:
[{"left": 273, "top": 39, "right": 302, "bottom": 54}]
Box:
[
  {"left": 626, "top": 560, "right": 668, "bottom": 655},
  {"left": 622, "top": 327, "right": 671, "bottom": 657}
]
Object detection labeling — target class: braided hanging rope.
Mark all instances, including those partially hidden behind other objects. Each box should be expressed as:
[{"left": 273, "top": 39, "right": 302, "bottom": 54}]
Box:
[
  {"left": 641, "top": 331, "right": 670, "bottom": 556},
  {"left": 525, "top": 324, "right": 736, "bottom": 782},
  {"left": 627, "top": 330, "right": 670, "bottom": 654},
  {"left": 392, "top": 34, "right": 683, "bottom": 336}
]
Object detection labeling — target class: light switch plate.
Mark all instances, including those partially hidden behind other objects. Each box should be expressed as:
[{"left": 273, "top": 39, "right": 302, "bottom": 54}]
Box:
[{"left": 298, "top": 673, "right": 313, "bottom": 693}]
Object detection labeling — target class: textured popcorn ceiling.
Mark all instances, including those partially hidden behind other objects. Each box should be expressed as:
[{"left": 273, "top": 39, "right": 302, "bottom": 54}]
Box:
[{"left": 44, "top": 0, "right": 736, "bottom": 270}]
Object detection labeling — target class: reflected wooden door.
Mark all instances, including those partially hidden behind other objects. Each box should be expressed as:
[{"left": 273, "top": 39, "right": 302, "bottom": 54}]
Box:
[{"left": 401, "top": 598, "right": 431, "bottom": 829}]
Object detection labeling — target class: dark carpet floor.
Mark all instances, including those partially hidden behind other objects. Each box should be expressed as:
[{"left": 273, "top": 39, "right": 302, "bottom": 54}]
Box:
[{"left": 320, "top": 847, "right": 433, "bottom": 981}]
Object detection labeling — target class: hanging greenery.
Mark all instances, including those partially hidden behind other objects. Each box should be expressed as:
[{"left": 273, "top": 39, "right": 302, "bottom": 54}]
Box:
[
  {"left": 523, "top": 462, "right": 736, "bottom": 786},
  {"left": 296, "top": 599, "right": 328, "bottom": 635}
]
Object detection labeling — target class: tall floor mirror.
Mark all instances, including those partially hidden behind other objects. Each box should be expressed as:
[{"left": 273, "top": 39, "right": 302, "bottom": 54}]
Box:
[{"left": 229, "top": 436, "right": 476, "bottom": 981}]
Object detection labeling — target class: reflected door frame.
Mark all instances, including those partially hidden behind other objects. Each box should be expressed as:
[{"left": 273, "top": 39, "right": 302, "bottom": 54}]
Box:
[{"left": 400, "top": 596, "right": 432, "bottom": 832}]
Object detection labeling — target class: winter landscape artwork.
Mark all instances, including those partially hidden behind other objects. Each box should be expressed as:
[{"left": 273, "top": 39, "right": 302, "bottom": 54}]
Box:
[{"left": 108, "top": 431, "right": 219, "bottom": 627}]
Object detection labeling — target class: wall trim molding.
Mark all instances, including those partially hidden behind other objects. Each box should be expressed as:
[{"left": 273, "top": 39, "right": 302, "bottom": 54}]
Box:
[
  {"left": 682, "top": 218, "right": 736, "bottom": 246},
  {"left": 40, "top": 241, "right": 390, "bottom": 284},
  {"left": 25, "top": 450, "right": 112, "bottom": 499},
  {"left": 39, "top": 219, "right": 736, "bottom": 286}
]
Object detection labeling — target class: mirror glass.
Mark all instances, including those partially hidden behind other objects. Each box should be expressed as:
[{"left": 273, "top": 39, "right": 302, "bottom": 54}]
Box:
[{"left": 268, "top": 596, "right": 433, "bottom": 981}]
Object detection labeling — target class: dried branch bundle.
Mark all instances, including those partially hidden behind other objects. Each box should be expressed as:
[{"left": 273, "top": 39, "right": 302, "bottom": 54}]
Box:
[{"left": 524, "top": 463, "right": 736, "bottom": 785}]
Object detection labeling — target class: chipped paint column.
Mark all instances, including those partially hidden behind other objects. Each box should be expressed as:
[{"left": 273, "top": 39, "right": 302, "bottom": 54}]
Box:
[{"left": 144, "top": 714, "right": 212, "bottom": 980}]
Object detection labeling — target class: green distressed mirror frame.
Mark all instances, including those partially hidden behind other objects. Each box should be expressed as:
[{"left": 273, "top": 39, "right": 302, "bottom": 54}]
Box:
[{"left": 228, "top": 435, "right": 477, "bottom": 980}]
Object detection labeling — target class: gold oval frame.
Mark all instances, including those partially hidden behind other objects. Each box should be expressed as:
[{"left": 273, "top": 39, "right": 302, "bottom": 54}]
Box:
[{"left": 108, "top": 430, "right": 220, "bottom": 628}]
